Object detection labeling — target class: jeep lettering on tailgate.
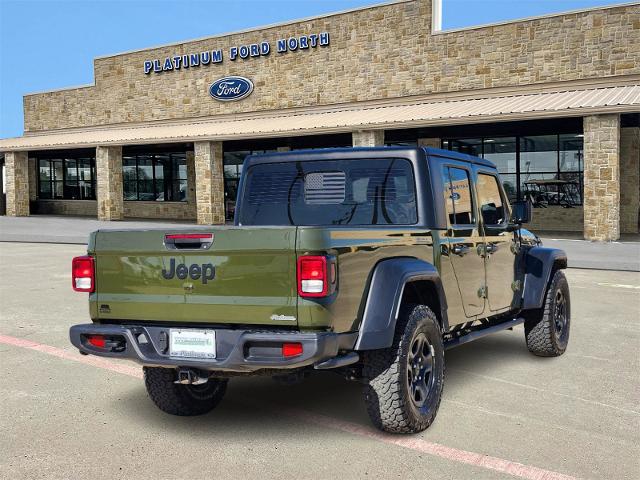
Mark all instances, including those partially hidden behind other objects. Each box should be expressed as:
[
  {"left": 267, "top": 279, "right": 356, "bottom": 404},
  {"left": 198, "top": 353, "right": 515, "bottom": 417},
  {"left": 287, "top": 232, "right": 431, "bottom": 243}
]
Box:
[{"left": 162, "top": 258, "right": 215, "bottom": 284}]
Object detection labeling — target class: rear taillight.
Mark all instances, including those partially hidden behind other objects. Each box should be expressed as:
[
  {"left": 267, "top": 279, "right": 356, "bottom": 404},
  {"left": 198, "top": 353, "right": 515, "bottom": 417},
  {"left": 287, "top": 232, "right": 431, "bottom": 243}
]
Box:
[
  {"left": 282, "top": 342, "right": 303, "bottom": 358},
  {"left": 72, "top": 255, "right": 95, "bottom": 292},
  {"left": 87, "top": 335, "right": 106, "bottom": 348},
  {"left": 297, "top": 255, "right": 328, "bottom": 297}
]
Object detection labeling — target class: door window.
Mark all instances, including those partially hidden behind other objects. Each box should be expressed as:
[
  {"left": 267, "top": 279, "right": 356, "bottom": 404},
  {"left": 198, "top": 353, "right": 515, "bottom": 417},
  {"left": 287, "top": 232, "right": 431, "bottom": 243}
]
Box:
[
  {"left": 477, "top": 174, "right": 507, "bottom": 226},
  {"left": 442, "top": 166, "right": 474, "bottom": 226}
]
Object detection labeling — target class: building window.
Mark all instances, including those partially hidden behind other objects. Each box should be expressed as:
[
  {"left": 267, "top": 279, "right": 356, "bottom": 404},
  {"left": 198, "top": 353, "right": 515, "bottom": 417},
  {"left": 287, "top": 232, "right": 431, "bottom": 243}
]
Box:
[
  {"left": 123, "top": 152, "right": 187, "bottom": 202},
  {"left": 442, "top": 133, "right": 584, "bottom": 206},
  {"left": 37, "top": 154, "right": 96, "bottom": 200}
]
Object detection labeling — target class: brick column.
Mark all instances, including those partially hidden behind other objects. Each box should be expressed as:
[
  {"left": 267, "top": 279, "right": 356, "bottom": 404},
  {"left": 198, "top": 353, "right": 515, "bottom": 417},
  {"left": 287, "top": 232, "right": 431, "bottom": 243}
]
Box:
[
  {"left": 194, "top": 141, "right": 225, "bottom": 225},
  {"left": 418, "top": 138, "right": 441, "bottom": 148},
  {"left": 583, "top": 114, "right": 620, "bottom": 241},
  {"left": 96, "top": 146, "right": 124, "bottom": 221},
  {"left": 352, "top": 130, "right": 384, "bottom": 147},
  {"left": 5, "top": 151, "right": 30, "bottom": 216},
  {"left": 620, "top": 127, "right": 639, "bottom": 234}
]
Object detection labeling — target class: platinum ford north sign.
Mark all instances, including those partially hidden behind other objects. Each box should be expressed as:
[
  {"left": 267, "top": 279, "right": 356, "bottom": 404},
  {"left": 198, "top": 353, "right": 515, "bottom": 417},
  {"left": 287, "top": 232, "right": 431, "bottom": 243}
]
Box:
[
  {"left": 144, "top": 32, "right": 330, "bottom": 74},
  {"left": 209, "top": 77, "right": 254, "bottom": 102}
]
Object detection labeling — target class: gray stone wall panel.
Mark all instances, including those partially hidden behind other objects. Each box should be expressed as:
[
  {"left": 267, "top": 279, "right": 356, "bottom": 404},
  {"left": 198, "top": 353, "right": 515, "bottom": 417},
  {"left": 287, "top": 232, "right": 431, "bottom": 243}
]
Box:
[{"left": 22, "top": 2, "right": 640, "bottom": 132}]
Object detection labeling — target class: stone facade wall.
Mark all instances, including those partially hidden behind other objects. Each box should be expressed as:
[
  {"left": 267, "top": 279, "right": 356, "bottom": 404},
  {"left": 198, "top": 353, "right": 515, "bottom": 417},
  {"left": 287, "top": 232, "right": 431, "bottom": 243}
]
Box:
[
  {"left": 23, "top": 1, "right": 639, "bottom": 132},
  {"left": 583, "top": 114, "right": 620, "bottom": 241},
  {"left": 96, "top": 146, "right": 124, "bottom": 221},
  {"left": 418, "top": 138, "right": 441, "bottom": 148},
  {"left": 194, "top": 141, "right": 225, "bottom": 224},
  {"left": 35, "top": 200, "right": 97, "bottom": 216},
  {"left": 620, "top": 126, "right": 640, "bottom": 234},
  {"left": 5, "top": 151, "right": 29, "bottom": 216},
  {"left": 353, "top": 130, "right": 384, "bottom": 147},
  {"left": 527, "top": 206, "right": 584, "bottom": 233},
  {"left": 124, "top": 201, "right": 196, "bottom": 220}
]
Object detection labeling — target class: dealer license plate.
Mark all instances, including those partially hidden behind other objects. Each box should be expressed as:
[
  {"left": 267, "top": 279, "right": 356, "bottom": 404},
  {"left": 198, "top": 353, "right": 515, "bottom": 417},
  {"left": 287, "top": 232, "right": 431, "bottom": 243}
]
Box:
[{"left": 169, "top": 329, "right": 216, "bottom": 359}]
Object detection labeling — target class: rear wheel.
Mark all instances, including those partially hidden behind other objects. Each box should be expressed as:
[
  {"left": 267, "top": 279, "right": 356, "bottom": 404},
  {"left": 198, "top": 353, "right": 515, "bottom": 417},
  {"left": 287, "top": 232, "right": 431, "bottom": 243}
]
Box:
[
  {"left": 362, "top": 304, "right": 444, "bottom": 433},
  {"left": 144, "top": 367, "right": 228, "bottom": 416},
  {"left": 524, "top": 270, "right": 571, "bottom": 357}
]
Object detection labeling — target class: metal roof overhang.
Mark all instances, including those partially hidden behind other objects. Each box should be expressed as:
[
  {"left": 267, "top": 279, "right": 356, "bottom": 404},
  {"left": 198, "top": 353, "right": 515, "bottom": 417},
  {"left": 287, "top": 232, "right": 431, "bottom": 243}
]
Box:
[{"left": 1, "top": 84, "right": 639, "bottom": 152}]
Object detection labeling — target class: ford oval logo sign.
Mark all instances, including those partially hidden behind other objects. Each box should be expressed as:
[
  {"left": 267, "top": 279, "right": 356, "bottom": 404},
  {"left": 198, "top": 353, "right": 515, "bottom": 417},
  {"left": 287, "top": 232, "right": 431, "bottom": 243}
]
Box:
[{"left": 209, "top": 76, "right": 254, "bottom": 102}]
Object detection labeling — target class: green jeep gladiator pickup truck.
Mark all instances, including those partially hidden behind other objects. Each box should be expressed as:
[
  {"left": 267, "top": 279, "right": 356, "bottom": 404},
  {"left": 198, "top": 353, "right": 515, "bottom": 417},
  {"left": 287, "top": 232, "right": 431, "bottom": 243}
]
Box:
[{"left": 70, "top": 147, "right": 570, "bottom": 434}]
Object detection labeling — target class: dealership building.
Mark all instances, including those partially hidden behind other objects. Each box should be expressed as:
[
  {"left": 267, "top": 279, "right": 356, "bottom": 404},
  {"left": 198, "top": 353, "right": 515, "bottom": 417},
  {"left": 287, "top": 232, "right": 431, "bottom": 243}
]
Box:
[{"left": 0, "top": 0, "right": 638, "bottom": 240}]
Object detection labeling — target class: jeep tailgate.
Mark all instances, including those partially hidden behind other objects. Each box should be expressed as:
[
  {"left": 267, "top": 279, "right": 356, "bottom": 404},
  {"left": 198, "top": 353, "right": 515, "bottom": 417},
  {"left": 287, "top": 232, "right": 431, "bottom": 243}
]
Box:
[{"left": 91, "top": 227, "right": 298, "bottom": 326}]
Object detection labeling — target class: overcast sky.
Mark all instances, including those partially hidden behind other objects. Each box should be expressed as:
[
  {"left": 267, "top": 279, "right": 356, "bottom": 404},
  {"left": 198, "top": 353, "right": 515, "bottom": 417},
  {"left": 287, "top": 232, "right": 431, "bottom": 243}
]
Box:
[{"left": 0, "top": 0, "right": 623, "bottom": 138}]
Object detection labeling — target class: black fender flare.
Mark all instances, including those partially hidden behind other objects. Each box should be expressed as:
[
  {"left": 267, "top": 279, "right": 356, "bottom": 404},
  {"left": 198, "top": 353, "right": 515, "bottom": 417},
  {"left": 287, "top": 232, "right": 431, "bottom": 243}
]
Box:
[
  {"left": 354, "top": 258, "right": 448, "bottom": 351},
  {"left": 522, "top": 247, "right": 568, "bottom": 310}
]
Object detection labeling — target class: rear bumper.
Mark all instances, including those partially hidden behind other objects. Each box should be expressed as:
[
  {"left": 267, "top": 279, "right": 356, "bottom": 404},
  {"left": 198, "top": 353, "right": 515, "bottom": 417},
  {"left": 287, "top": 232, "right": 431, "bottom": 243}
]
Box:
[{"left": 69, "top": 323, "right": 357, "bottom": 373}]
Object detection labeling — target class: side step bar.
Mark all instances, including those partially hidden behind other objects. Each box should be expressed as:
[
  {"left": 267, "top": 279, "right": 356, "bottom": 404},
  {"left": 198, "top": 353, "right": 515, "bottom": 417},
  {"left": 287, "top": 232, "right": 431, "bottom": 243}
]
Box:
[{"left": 444, "top": 317, "right": 525, "bottom": 350}]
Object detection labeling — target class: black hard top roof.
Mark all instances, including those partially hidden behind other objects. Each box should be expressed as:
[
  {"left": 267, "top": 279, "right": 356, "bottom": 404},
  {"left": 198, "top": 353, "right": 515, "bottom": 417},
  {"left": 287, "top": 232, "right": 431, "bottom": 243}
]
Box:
[{"left": 244, "top": 146, "right": 497, "bottom": 169}]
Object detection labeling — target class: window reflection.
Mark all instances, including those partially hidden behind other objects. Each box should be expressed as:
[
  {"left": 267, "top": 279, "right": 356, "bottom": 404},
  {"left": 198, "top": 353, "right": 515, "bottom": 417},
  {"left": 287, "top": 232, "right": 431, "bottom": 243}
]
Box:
[
  {"left": 122, "top": 151, "right": 187, "bottom": 202},
  {"left": 223, "top": 149, "right": 277, "bottom": 221},
  {"left": 448, "top": 138, "right": 482, "bottom": 157},
  {"left": 483, "top": 137, "right": 516, "bottom": 173},
  {"left": 442, "top": 133, "right": 584, "bottom": 206},
  {"left": 36, "top": 153, "right": 96, "bottom": 200}
]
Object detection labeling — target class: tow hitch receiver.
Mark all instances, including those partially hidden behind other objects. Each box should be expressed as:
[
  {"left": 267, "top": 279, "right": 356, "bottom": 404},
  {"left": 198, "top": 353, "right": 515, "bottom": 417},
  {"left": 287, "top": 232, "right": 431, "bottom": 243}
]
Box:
[{"left": 175, "top": 368, "right": 208, "bottom": 385}]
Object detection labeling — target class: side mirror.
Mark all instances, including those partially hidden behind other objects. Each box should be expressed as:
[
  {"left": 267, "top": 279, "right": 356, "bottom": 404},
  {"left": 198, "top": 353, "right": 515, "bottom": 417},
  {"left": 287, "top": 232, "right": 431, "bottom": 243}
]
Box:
[{"left": 511, "top": 200, "right": 532, "bottom": 225}]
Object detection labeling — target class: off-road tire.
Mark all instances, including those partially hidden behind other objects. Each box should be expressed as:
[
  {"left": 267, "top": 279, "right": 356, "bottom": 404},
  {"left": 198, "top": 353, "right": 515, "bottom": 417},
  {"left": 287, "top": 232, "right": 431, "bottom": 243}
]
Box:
[
  {"left": 144, "top": 367, "right": 228, "bottom": 416},
  {"left": 524, "top": 270, "right": 571, "bottom": 357},
  {"left": 362, "top": 304, "right": 444, "bottom": 434}
]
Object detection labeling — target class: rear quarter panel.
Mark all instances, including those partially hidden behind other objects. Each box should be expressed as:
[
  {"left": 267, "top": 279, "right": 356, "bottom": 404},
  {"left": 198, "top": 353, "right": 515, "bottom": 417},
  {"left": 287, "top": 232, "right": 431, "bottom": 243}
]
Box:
[{"left": 296, "top": 227, "right": 436, "bottom": 333}]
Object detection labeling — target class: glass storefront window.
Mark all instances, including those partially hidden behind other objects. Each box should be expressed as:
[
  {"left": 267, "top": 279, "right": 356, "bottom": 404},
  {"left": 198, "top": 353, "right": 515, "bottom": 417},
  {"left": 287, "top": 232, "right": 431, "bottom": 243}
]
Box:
[
  {"left": 36, "top": 153, "right": 96, "bottom": 200},
  {"left": 483, "top": 137, "right": 516, "bottom": 173},
  {"left": 520, "top": 135, "right": 558, "bottom": 173},
  {"left": 559, "top": 134, "right": 583, "bottom": 172},
  {"left": 448, "top": 138, "right": 482, "bottom": 157},
  {"left": 499, "top": 173, "right": 518, "bottom": 202},
  {"left": 122, "top": 151, "right": 187, "bottom": 202},
  {"left": 442, "top": 133, "right": 583, "bottom": 206}
]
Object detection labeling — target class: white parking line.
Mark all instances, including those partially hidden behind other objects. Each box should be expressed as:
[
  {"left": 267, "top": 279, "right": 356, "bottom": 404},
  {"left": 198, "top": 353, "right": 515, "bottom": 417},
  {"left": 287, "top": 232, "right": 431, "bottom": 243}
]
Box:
[
  {"left": 596, "top": 282, "right": 640, "bottom": 289},
  {"left": 449, "top": 368, "right": 640, "bottom": 416}
]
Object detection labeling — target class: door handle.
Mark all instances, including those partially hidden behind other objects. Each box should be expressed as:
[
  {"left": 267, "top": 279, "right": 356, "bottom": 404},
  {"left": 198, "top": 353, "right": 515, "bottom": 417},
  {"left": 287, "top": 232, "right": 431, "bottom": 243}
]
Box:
[
  {"left": 476, "top": 243, "right": 498, "bottom": 257},
  {"left": 451, "top": 244, "right": 470, "bottom": 256}
]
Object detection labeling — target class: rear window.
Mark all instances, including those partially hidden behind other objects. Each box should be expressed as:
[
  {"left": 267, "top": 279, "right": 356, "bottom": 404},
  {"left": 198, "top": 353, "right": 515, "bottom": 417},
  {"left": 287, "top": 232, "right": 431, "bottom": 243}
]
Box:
[{"left": 238, "top": 158, "right": 417, "bottom": 226}]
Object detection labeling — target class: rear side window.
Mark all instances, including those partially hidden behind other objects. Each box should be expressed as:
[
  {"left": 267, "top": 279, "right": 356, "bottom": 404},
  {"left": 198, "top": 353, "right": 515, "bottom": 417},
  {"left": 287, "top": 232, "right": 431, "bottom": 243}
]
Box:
[
  {"left": 477, "top": 173, "right": 507, "bottom": 225},
  {"left": 238, "top": 158, "right": 417, "bottom": 226}
]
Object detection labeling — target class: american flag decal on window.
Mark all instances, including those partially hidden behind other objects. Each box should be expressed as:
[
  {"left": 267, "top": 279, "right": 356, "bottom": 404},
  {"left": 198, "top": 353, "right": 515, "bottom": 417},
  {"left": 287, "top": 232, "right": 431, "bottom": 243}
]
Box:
[{"left": 304, "top": 171, "right": 346, "bottom": 204}]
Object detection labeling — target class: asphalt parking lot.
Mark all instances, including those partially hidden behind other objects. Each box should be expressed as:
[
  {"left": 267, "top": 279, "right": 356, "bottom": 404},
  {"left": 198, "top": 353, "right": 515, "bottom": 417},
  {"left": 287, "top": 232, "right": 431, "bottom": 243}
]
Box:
[{"left": 1, "top": 242, "right": 639, "bottom": 480}]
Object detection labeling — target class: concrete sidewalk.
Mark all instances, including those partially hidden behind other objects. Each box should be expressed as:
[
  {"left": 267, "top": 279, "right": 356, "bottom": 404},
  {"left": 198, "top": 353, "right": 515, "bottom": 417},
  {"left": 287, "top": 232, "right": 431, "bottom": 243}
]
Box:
[
  {"left": 0, "top": 215, "right": 197, "bottom": 244},
  {"left": 1, "top": 215, "right": 638, "bottom": 271},
  {"left": 542, "top": 237, "right": 640, "bottom": 272}
]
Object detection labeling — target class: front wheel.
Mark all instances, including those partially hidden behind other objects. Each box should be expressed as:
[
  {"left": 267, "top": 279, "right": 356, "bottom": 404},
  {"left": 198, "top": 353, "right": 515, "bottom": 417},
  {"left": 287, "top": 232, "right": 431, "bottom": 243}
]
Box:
[
  {"left": 144, "top": 367, "right": 228, "bottom": 416},
  {"left": 524, "top": 270, "right": 571, "bottom": 357},
  {"left": 362, "top": 304, "right": 445, "bottom": 433}
]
